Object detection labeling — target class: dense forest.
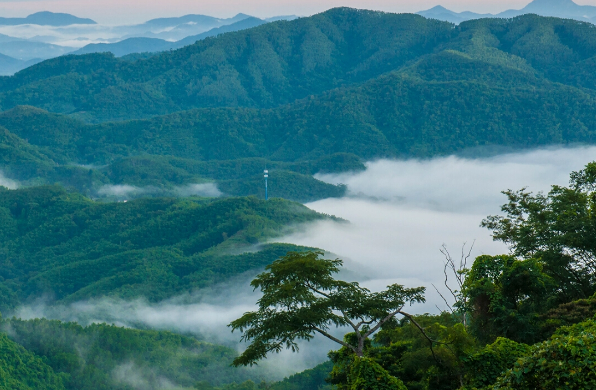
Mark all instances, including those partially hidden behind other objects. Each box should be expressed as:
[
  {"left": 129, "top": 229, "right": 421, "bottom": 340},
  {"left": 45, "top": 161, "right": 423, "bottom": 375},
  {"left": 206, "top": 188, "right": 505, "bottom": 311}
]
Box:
[
  {"left": 0, "top": 186, "right": 331, "bottom": 312},
  {"left": 2, "top": 9, "right": 596, "bottom": 199}
]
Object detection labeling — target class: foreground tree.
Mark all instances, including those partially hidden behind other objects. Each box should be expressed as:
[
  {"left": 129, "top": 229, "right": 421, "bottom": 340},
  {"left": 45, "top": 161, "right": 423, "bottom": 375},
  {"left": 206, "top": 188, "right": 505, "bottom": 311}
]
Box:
[
  {"left": 482, "top": 162, "right": 596, "bottom": 302},
  {"left": 229, "top": 251, "right": 426, "bottom": 366}
]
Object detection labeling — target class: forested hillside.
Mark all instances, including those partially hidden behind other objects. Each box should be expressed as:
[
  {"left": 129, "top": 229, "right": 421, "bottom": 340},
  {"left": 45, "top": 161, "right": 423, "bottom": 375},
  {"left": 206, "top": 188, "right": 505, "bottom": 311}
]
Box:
[
  {"left": 0, "top": 10, "right": 595, "bottom": 123},
  {"left": 1, "top": 58, "right": 595, "bottom": 198},
  {"left": 0, "top": 331, "right": 65, "bottom": 390},
  {"left": 0, "top": 186, "right": 329, "bottom": 312},
  {"left": 0, "top": 10, "right": 596, "bottom": 201},
  {"left": 2, "top": 318, "right": 261, "bottom": 390}
]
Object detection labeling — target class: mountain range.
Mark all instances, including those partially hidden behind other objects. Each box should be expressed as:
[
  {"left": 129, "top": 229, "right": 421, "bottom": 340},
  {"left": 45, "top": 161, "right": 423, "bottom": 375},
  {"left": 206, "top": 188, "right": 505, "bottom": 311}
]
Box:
[
  {"left": 72, "top": 17, "right": 268, "bottom": 57},
  {"left": 0, "top": 8, "right": 595, "bottom": 201},
  {"left": 419, "top": 0, "right": 596, "bottom": 24},
  {"left": 2, "top": 7, "right": 596, "bottom": 390}
]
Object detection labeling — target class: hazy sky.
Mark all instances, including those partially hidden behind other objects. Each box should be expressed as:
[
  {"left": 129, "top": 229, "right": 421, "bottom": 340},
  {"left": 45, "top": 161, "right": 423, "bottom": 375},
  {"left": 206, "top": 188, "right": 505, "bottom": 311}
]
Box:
[{"left": 1, "top": 0, "right": 596, "bottom": 25}]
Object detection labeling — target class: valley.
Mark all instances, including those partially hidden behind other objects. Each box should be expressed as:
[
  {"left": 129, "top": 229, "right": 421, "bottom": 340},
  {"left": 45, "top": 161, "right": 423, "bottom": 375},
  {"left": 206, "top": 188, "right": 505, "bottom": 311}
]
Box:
[{"left": 2, "top": 1, "right": 596, "bottom": 389}]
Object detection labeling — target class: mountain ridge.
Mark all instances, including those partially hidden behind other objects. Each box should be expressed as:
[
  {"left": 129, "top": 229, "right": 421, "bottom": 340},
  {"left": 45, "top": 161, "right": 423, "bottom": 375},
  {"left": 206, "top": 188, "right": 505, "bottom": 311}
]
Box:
[
  {"left": 418, "top": 0, "right": 596, "bottom": 23},
  {"left": 0, "top": 11, "right": 96, "bottom": 26}
]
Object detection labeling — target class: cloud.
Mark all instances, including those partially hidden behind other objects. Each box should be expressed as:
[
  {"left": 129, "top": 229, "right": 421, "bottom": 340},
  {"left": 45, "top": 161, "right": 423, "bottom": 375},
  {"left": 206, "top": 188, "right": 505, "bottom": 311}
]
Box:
[
  {"left": 16, "top": 146, "right": 596, "bottom": 376},
  {"left": 278, "top": 146, "right": 596, "bottom": 313},
  {"left": 175, "top": 183, "right": 222, "bottom": 198},
  {"left": 96, "top": 184, "right": 150, "bottom": 198},
  {"left": 14, "top": 271, "right": 337, "bottom": 379},
  {"left": 0, "top": 171, "right": 18, "bottom": 189}
]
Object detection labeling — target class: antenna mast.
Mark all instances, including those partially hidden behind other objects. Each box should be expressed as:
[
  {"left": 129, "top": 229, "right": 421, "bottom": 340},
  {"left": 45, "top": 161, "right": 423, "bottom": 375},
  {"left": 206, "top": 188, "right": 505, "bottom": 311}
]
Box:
[{"left": 264, "top": 170, "right": 269, "bottom": 200}]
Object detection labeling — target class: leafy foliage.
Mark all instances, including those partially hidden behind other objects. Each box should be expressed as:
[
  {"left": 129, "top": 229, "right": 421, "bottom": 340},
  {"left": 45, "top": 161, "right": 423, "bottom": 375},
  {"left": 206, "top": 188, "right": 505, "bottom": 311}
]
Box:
[
  {"left": 462, "top": 255, "right": 555, "bottom": 344},
  {"left": 463, "top": 337, "right": 529, "bottom": 389},
  {"left": 483, "top": 162, "right": 596, "bottom": 307},
  {"left": 348, "top": 357, "right": 407, "bottom": 390},
  {"left": 493, "top": 318, "right": 596, "bottom": 389},
  {"left": 229, "top": 251, "right": 425, "bottom": 366},
  {"left": 0, "top": 331, "right": 66, "bottom": 390},
  {"left": 269, "top": 361, "right": 333, "bottom": 390}
]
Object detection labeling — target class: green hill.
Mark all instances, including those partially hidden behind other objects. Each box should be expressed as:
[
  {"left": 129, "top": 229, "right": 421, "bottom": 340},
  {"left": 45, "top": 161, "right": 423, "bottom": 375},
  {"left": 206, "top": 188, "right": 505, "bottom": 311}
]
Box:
[
  {"left": 0, "top": 186, "right": 330, "bottom": 312},
  {"left": 0, "top": 11, "right": 595, "bottom": 124},
  {"left": 0, "top": 331, "right": 66, "bottom": 390},
  {"left": 0, "top": 9, "right": 453, "bottom": 122},
  {"left": 2, "top": 318, "right": 260, "bottom": 390}
]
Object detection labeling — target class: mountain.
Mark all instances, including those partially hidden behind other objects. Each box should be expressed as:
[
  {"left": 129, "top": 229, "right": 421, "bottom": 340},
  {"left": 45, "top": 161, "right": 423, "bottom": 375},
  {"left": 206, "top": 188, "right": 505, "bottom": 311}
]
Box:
[
  {"left": 0, "top": 40, "right": 73, "bottom": 61},
  {"left": 0, "top": 332, "right": 65, "bottom": 389},
  {"left": 498, "top": 0, "right": 596, "bottom": 19},
  {"left": 2, "top": 318, "right": 264, "bottom": 390},
  {"left": 72, "top": 17, "right": 267, "bottom": 58},
  {"left": 0, "top": 12, "right": 96, "bottom": 26},
  {"left": 141, "top": 13, "right": 249, "bottom": 29},
  {"left": 0, "top": 53, "right": 42, "bottom": 76},
  {"left": 2, "top": 10, "right": 596, "bottom": 201},
  {"left": 117, "top": 13, "right": 253, "bottom": 41},
  {"left": 0, "top": 32, "right": 72, "bottom": 62},
  {"left": 0, "top": 10, "right": 455, "bottom": 122},
  {"left": 419, "top": 0, "right": 596, "bottom": 24},
  {"left": 417, "top": 5, "right": 491, "bottom": 24},
  {"left": 71, "top": 37, "right": 173, "bottom": 57},
  {"left": 1, "top": 10, "right": 596, "bottom": 123},
  {"left": 172, "top": 17, "right": 267, "bottom": 49}
]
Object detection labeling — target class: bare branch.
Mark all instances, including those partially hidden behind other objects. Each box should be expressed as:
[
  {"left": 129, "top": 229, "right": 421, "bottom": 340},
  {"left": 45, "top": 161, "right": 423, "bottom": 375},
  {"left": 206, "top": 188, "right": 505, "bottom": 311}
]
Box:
[
  {"left": 432, "top": 283, "right": 453, "bottom": 312},
  {"left": 363, "top": 307, "right": 403, "bottom": 339},
  {"left": 312, "top": 326, "right": 357, "bottom": 353}
]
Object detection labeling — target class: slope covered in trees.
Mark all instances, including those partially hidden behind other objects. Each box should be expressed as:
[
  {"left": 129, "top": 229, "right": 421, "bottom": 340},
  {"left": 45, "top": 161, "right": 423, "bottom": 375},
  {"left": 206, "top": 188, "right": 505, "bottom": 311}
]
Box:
[
  {"left": 0, "top": 186, "right": 330, "bottom": 312},
  {"left": 0, "top": 11, "right": 595, "bottom": 123},
  {"left": 2, "top": 318, "right": 261, "bottom": 390},
  {"left": 0, "top": 331, "right": 66, "bottom": 390},
  {"left": 1, "top": 10, "right": 596, "bottom": 202}
]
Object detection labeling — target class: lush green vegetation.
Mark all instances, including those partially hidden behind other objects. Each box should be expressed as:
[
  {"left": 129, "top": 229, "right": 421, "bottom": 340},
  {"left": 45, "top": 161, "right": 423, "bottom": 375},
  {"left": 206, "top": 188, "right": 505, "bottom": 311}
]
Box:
[
  {"left": 2, "top": 317, "right": 261, "bottom": 390},
  {"left": 0, "top": 328, "right": 66, "bottom": 390},
  {"left": 4, "top": 8, "right": 596, "bottom": 389},
  {"left": 0, "top": 185, "right": 330, "bottom": 312},
  {"left": 2, "top": 10, "right": 596, "bottom": 202}
]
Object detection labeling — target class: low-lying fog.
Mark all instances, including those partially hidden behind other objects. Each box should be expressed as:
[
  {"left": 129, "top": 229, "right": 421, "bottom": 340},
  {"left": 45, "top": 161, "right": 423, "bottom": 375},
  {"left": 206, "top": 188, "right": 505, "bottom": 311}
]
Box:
[
  {"left": 14, "top": 146, "right": 596, "bottom": 380},
  {"left": 279, "top": 147, "right": 596, "bottom": 313}
]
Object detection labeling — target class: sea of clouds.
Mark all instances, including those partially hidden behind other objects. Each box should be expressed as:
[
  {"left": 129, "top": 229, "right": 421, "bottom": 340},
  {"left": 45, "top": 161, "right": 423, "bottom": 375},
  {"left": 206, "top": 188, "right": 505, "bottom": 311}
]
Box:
[{"left": 13, "top": 146, "right": 596, "bottom": 378}]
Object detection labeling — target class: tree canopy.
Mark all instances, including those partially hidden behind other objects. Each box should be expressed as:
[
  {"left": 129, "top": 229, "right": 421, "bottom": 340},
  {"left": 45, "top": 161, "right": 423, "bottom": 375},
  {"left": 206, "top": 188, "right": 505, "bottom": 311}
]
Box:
[{"left": 229, "top": 251, "right": 425, "bottom": 366}]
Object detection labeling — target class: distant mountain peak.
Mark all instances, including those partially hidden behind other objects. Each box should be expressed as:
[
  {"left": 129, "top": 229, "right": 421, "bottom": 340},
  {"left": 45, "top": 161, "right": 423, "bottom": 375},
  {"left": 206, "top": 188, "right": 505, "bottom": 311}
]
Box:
[
  {"left": 0, "top": 11, "right": 96, "bottom": 26},
  {"left": 427, "top": 5, "right": 451, "bottom": 12},
  {"left": 525, "top": 0, "right": 577, "bottom": 6}
]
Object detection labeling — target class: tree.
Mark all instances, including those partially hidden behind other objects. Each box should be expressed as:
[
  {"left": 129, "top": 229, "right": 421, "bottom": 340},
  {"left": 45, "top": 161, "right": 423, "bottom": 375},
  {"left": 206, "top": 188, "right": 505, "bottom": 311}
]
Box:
[
  {"left": 462, "top": 255, "right": 554, "bottom": 344},
  {"left": 228, "top": 251, "right": 426, "bottom": 366},
  {"left": 482, "top": 162, "right": 596, "bottom": 302}
]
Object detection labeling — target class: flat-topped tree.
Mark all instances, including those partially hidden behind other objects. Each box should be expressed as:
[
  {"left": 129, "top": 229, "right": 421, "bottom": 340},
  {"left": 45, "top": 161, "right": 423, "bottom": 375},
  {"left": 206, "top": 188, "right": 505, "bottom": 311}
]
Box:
[{"left": 229, "top": 251, "right": 426, "bottom": 366}]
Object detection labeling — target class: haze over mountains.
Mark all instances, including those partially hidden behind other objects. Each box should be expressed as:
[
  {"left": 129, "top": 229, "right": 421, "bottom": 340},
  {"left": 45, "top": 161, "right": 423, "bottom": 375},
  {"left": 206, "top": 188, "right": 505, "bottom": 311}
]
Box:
[
  {"left": 419, "top": 0, "right": 596, "bottom": 24},
  {"left": 0, "top": 12, "right": 296, "bottom": 75}
]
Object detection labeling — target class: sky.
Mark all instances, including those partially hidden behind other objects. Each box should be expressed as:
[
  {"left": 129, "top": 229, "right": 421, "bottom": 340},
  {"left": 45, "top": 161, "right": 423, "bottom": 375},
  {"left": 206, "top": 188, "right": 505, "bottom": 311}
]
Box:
[{"left": 1, "top": 0, "right": 596, "bottom": 25}]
